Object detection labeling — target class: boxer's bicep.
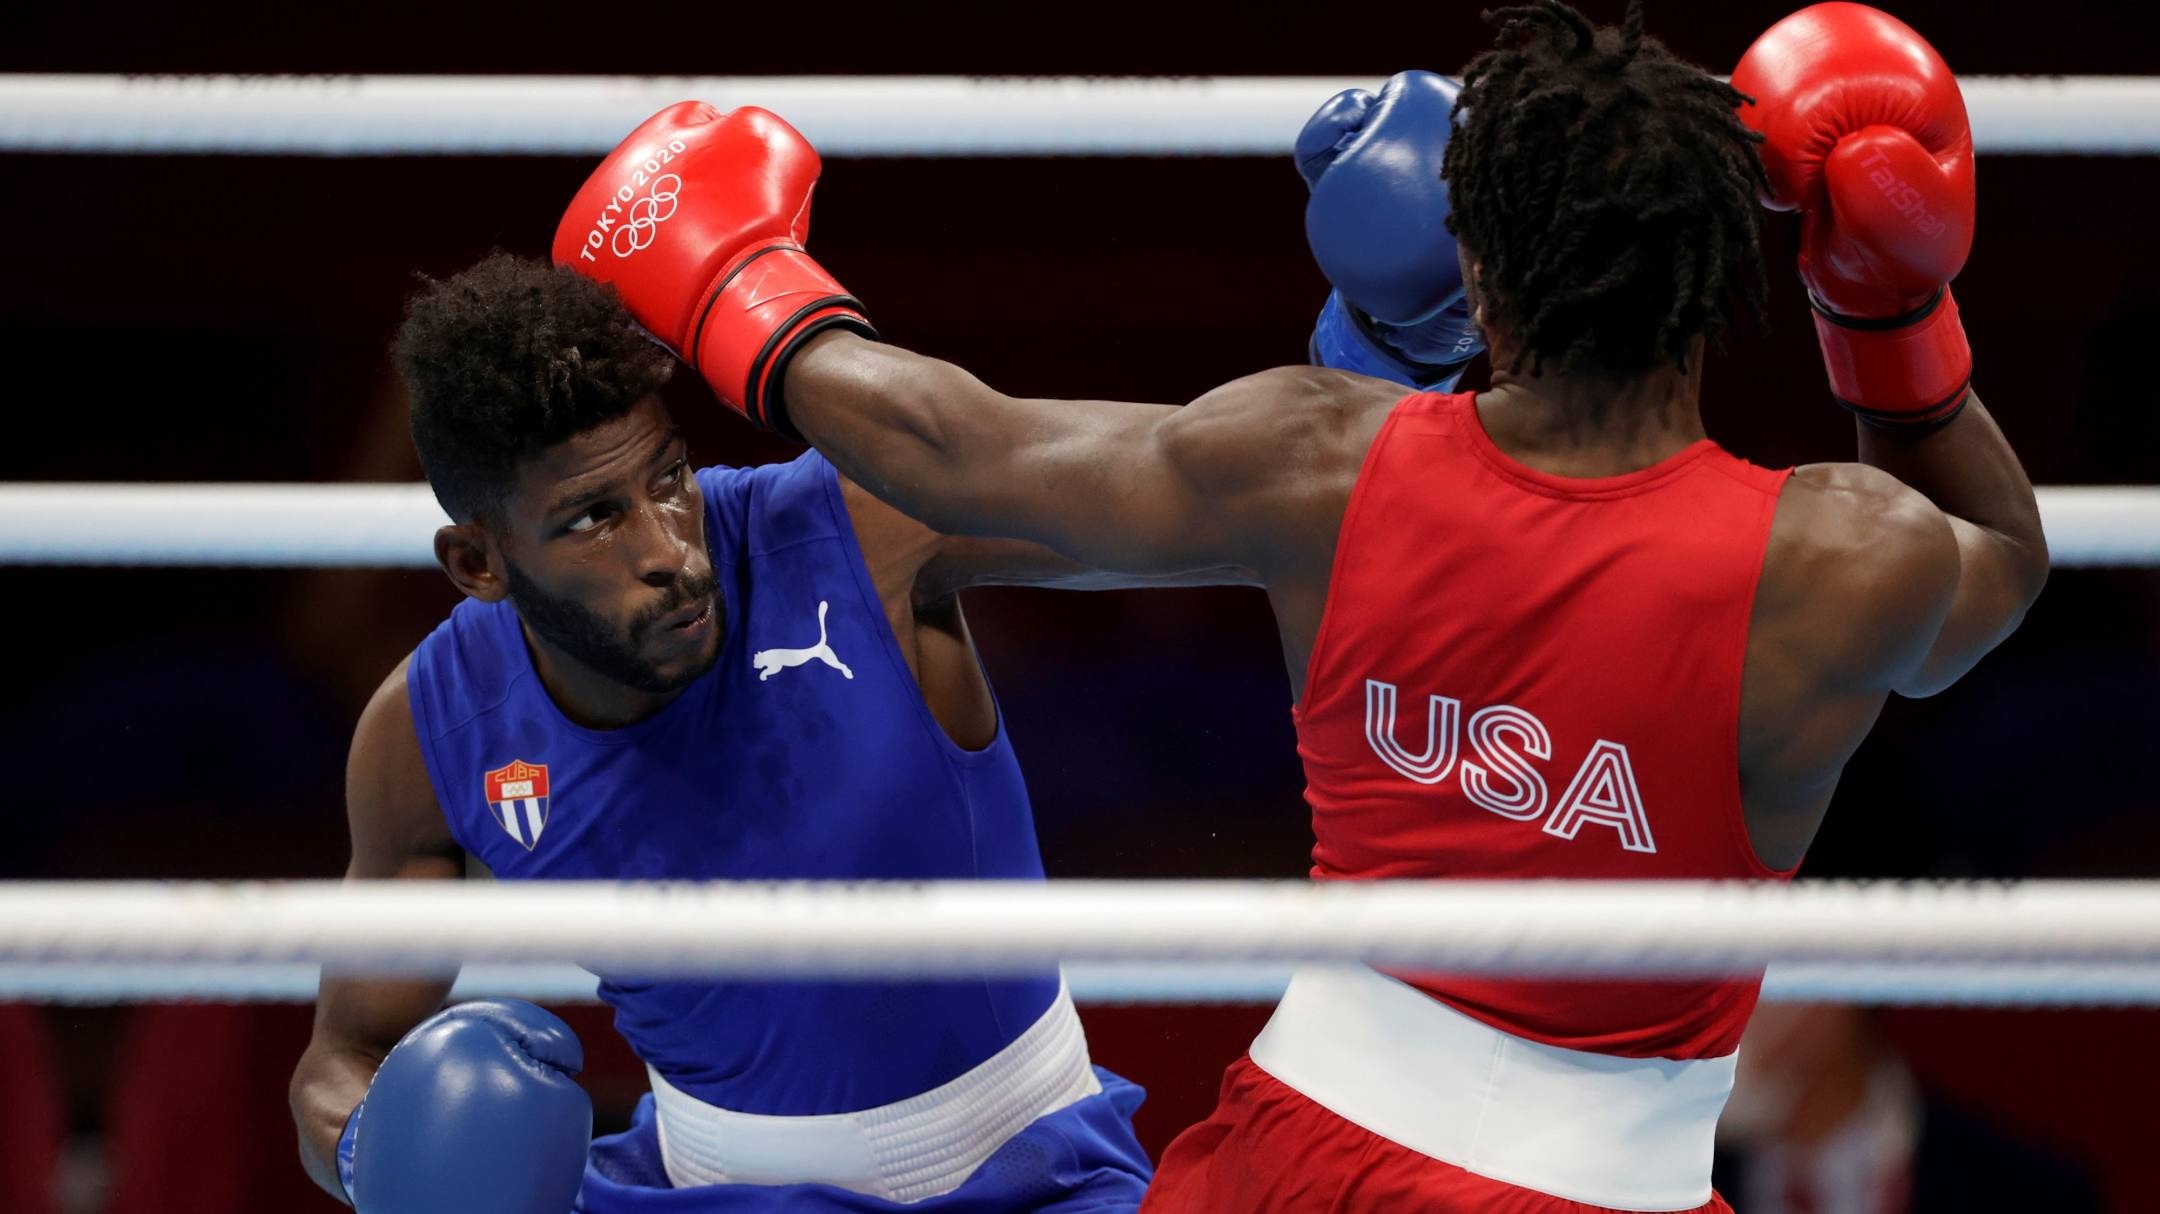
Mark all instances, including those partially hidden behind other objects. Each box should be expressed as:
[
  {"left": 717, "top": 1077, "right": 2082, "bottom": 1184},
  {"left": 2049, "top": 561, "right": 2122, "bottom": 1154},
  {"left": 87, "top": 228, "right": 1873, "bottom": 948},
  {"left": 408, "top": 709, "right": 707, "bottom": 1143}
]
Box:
[
  {"left": 981, "top": 367, "right": 1356, "bottom": 576},
  {"left": 836, "top": 469, "right": 1256, "bottom": 603},
  {"left": 789, "top": 337, "right": 1338, "bottom": 576},
  {"left": 854, "top": 382, "right": 1243, "bottom": 573},
  {"left": 1895, "top": 512, "right": 2028, "bottom": 697},
  {"left": 918, "top": 535, "right": 1259, "bottom": 596},
  {"left": 1848, "top": 394, "right": 2048, "bottom": 696},
  {"left": 344, "top": 658, "right": 460, "bottom": 882},
  {"left": 1781, "top": 466, "right": 1967, "bottom": 700}
]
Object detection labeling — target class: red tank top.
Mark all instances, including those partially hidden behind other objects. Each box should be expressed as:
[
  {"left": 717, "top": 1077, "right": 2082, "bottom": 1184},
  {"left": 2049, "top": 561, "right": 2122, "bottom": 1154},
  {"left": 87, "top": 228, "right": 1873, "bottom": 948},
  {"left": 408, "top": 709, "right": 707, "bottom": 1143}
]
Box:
[{"left": 1296, "top": 391, "right": 1796, "bottom": 1060}]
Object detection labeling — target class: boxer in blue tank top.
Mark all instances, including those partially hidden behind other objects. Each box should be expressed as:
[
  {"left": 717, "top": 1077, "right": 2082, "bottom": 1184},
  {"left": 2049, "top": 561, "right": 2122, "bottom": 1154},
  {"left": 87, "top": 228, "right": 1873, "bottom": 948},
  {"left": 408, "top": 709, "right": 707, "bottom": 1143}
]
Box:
[{"left": 292, "top": 257, "right": 1240, "bottom": 1213}]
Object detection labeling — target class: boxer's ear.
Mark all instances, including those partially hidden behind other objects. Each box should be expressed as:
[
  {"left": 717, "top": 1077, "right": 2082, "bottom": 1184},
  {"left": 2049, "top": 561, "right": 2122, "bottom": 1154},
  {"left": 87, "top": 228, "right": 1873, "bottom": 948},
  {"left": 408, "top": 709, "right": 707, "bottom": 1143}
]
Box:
[
  {"left": 436, "top": 523, "right": 506, "bottom": 603},
  {"left": 1463, "top": 258, "right": 1490, "bottom": 332}
]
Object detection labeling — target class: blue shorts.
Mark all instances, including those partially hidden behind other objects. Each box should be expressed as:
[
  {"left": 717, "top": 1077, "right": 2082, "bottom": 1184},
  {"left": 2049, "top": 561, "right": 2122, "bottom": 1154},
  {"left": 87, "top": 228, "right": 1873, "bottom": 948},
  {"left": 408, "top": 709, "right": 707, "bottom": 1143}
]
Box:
[{"left": 574, "top": 1068, "right": 1151, "bottom": 1213}]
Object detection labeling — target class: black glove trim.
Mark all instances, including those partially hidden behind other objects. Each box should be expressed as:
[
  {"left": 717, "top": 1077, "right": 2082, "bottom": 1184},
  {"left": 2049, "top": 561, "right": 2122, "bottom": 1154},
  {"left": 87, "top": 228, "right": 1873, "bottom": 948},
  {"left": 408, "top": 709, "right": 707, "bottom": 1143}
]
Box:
[
  {"left": 754, "top": 304, "right": 879, "bottom": 442},
  {"left": 690, "top": 243, "right": 794, "bottom": 366},
  {"left": 1840, "top": 380, "right": 1973, "bottom": 431},
  {"left": 1808, "top": 286, "right": 1946, "bottom": 332}
]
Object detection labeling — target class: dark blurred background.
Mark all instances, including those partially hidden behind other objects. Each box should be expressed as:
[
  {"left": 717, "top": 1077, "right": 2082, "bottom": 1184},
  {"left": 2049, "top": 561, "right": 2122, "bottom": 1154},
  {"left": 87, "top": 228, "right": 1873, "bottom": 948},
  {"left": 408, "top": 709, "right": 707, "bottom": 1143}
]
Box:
[{"left": 1, "top": 1, "right": 2155, "bottom": 1210}]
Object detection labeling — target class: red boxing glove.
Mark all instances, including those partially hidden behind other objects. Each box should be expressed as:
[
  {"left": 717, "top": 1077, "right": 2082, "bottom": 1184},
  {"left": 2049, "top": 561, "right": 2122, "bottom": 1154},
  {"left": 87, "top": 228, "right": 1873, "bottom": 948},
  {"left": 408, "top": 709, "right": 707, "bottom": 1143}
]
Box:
[
  {"left": 553, "top": 103, "right": 873, "bottom": 438},
  {"left": 1733, "top": 2, "right": 1975, "bottom": 426}
]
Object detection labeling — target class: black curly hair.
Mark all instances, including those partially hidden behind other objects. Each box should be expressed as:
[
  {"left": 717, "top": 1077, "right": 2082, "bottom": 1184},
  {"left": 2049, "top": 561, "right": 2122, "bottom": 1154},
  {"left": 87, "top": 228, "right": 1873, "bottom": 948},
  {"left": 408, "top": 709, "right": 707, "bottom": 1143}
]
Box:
[
  {"left": 393, "top": 253, "right": 675, "bottom": 525},
  {"left": 1443, "top": 0, "right": 1768, "bottom": 381}
]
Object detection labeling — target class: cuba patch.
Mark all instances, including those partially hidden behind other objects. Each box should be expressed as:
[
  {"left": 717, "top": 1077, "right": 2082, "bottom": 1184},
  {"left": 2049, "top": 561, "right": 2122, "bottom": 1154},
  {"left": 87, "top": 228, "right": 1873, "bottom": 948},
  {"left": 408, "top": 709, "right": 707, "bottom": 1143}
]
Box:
[{"left": 483, "top": 759, "right": 552, "bottom": 850}]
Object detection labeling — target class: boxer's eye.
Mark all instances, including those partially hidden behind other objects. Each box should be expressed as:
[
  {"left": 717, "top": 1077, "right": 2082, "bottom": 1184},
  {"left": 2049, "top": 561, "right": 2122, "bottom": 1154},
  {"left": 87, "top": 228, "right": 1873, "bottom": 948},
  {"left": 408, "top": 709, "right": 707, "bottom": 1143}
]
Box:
[{"left": 565, "top": 504, "right": 615, "bottom": 534}]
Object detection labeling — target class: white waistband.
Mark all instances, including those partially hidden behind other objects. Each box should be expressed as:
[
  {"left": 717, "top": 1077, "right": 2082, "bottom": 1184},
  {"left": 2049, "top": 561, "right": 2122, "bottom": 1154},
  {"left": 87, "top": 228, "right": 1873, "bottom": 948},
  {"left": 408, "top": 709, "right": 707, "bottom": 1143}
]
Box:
[
  {"left": 1248, "top": 966, "right": 1734, "bottom": 1211},
  {"left": 648, "top": 979, "right": 1100, "bottom": 1203}
]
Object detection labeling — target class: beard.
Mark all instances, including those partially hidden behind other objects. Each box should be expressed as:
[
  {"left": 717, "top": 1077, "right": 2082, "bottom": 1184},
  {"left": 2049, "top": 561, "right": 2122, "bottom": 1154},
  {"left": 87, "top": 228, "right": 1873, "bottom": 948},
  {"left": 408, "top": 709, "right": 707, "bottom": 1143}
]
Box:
[{"left": 505, "top": 560, "right": 722, "bottom": 696}]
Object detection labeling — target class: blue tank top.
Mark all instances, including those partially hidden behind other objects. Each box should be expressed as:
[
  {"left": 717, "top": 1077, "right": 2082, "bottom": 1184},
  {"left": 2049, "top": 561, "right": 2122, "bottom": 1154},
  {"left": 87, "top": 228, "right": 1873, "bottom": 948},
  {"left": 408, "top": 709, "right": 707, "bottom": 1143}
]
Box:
[{"left": 406, "top": 452, "right": 1059, "bottom": 1115}]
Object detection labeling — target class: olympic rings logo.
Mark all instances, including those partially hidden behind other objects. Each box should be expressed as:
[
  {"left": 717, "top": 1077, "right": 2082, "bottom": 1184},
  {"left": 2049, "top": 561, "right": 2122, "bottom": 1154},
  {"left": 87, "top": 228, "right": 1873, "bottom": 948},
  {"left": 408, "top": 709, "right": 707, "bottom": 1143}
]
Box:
[
  {"left": 569, "top": 139, "right": 690, "bottom": 265},
  {"left": 611, "top": 174, "right": 682, "bottom": 258}
]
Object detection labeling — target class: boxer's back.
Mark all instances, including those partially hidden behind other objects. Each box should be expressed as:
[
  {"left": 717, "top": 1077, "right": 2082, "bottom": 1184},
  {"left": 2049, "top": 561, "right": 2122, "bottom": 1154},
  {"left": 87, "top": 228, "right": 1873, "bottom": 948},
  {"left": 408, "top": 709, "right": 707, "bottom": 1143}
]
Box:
[{"left": 1297, "top": 390, "right": 1793, "bottom": 1059}]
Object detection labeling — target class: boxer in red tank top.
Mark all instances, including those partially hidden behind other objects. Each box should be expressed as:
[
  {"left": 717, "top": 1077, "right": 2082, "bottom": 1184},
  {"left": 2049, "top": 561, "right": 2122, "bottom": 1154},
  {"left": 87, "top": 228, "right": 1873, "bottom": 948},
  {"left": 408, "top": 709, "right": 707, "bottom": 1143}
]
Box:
[{"left": 561, "top": 3, "right": 2047, "bottom": 1208}]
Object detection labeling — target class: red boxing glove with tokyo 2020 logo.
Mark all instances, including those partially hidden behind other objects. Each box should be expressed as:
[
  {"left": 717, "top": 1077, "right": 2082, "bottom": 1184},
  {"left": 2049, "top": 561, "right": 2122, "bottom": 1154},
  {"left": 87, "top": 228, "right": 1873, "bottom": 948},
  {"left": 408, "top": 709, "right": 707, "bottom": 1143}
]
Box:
[{"left": 553, "top": 102, "right": 875, "bottom": 439}]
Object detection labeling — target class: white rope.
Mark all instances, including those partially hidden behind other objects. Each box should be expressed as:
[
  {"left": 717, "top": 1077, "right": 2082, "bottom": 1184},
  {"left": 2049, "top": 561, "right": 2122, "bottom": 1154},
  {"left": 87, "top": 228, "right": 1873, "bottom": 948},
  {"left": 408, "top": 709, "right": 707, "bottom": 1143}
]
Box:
[
  {"left": 0, "top": 483, "right": 447, "bottom": 567},
  {"left": 6, "top": 74, "right": 2158, "bottom": 157},
  {"left": 4, "top": 960, "right": 2159, "bottom": 1007},
  {"left": 0, "top": 483, "right": 2150, "bottom": 568},
  {"left": 2023, "top": 486, "right": 2160, "bottom": 566},
  {"left": 3, "top": 880, "right": 2158, "bottom": 980}
]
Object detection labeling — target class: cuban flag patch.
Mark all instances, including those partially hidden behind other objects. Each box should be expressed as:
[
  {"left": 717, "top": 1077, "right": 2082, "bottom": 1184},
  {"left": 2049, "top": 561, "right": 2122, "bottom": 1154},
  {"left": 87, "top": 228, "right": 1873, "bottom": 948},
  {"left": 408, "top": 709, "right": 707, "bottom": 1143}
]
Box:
[{"left": 484, "top": 759, "right": 551, "bottom": 851}]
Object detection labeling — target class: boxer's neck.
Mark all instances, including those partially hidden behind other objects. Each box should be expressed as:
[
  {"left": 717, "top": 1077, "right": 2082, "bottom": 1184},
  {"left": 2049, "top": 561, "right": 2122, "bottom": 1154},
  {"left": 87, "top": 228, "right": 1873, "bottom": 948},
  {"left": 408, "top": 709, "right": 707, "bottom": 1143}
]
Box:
[{"left": 1475, "top": 354, "right": 1706, "bottom": 479}]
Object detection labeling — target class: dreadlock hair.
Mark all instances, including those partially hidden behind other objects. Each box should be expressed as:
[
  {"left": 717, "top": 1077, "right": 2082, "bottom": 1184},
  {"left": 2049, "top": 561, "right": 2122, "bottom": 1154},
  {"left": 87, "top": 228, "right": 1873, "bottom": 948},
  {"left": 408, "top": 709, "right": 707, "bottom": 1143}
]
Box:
[
  {"left": 394, "top": 253, "right": 674, "bottom": 525},
  {"left": 1443, "top": 0, "right": 1768, "bottom": 382}
]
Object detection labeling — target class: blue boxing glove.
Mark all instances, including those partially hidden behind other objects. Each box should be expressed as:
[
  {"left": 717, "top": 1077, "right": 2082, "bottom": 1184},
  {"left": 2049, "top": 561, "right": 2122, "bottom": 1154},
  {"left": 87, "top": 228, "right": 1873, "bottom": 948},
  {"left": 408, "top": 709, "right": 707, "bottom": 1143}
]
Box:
[
  {"left": 1297, "top": 71, "right": 1484, "bottom": 391},
  {"left": 338, "top": 1001, "right": 591, "bottom": 1213}
]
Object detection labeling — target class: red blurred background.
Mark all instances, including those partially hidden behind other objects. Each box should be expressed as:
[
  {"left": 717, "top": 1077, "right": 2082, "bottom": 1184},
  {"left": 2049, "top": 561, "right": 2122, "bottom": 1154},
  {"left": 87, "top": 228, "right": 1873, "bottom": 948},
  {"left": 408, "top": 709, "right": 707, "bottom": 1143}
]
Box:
[{"left": 1, "top": 1, "right": 2155, "bottom": 1210}]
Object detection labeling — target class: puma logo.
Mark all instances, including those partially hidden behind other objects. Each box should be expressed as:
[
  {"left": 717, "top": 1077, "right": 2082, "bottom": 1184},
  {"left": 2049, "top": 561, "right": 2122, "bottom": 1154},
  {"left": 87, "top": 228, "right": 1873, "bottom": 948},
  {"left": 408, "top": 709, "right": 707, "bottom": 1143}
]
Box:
[{"left": 751, "top": 600, "right": 855, "bottom": 682}]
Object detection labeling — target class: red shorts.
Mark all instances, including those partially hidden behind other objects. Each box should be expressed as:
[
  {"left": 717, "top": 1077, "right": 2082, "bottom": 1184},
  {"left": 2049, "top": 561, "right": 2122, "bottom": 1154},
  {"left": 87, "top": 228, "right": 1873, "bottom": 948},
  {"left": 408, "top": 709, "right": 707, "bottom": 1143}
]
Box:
[{"left": 1140, "top": 1056, "right": 1734, "bottom": 1214}]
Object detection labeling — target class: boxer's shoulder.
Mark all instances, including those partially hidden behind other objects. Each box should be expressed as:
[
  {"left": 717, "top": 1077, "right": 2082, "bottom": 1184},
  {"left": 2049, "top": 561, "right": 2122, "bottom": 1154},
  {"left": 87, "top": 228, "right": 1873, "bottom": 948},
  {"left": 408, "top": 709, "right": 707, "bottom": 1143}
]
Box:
[
  {"left": 1147, "top": 366, "right": 1405, "bottom": 580},
  {"left": 1761, "top": 461, "right": 1959, "bottom": 682},
  {"left": 349, "top": 654, "right": 459, "bottom": 876},
  {"left": 1779, "top": 462, "right": 1956, "bottom": 576},
  {"left": 1167, "top": 366, "right": 1402, "bottom": 485}
]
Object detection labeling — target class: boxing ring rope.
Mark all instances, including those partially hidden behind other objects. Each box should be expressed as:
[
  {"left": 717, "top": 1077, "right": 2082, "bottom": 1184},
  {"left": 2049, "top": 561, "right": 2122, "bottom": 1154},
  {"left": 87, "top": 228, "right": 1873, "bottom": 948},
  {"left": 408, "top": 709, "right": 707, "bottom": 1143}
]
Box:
[
  {"left": 4, "top": 880, "right": 2160, "bottom": 1007},
  {"left": 0, "top": 483, "right": 2153, "bottom": 567},
  {"left": 5, "top": 74, "right": 2159, "bottom": 157},
  {"left": 6, "top": 961, "right": 2160, "bottom": 1009}
]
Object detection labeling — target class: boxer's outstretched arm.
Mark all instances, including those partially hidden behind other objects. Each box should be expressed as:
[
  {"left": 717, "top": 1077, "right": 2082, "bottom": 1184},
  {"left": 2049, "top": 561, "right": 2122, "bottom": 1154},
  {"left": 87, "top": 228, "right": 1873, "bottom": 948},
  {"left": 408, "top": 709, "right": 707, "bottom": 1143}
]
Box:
[
  {"left": 922, "top": 540, "right": 1259, "bottom": 594},
  {"left": 787, "top": 333, "right": 1376, "bottom": 582},
  {"left": 290, "top": 659, "right": 462, "bottom": 1201}
]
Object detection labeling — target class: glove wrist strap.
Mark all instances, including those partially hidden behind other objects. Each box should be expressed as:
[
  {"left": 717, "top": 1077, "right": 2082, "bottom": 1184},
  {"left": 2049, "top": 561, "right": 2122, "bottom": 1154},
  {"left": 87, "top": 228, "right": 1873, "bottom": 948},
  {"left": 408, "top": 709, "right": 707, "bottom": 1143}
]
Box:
[
  {"left": 1310, "top": 291, "right": 1473, "bottom": 393},
  {"left": 1810, "top": 286, "right": 1972, "bottom": 428},
  {"left": 690, "top": 244, "right": 877, "bottom": 440}
]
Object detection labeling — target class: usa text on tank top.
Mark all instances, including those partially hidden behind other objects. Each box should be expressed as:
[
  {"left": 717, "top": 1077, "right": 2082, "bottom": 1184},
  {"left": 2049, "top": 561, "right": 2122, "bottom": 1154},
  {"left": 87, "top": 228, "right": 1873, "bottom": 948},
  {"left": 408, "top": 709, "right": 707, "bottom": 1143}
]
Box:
[
  {"left": 406, "top": 452, "right": 1058, "bottom": 1114},
  {"left": 1297, "top": 391, "right": 1797, "bottom": 1060}
]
